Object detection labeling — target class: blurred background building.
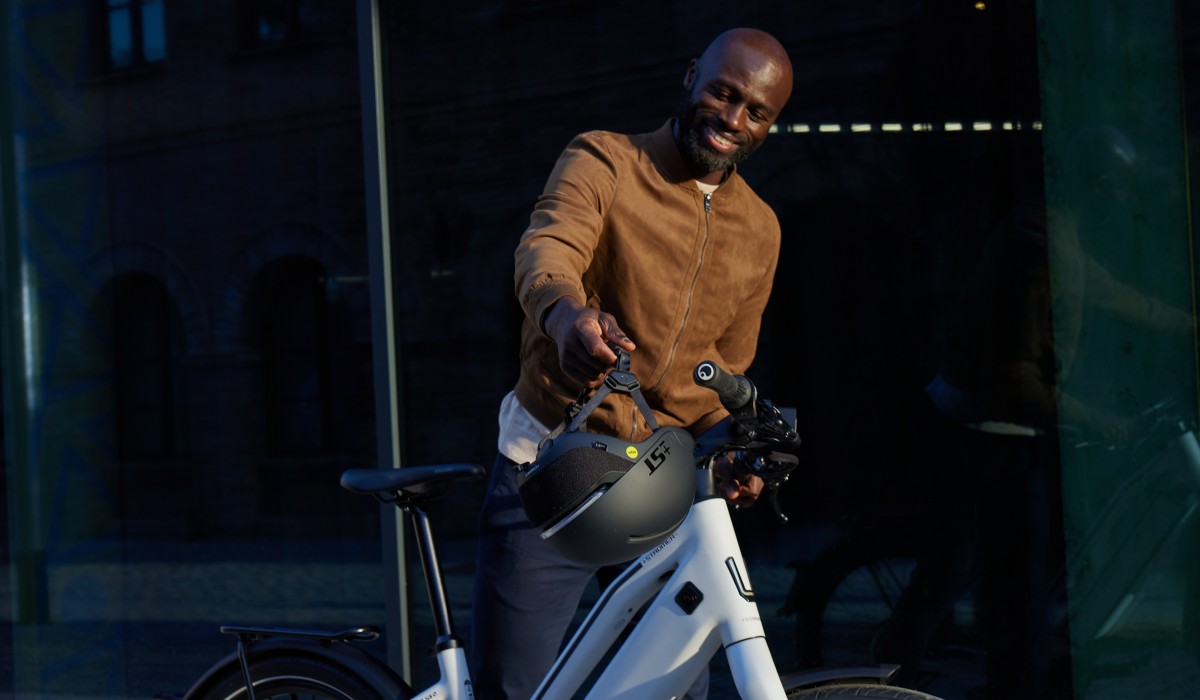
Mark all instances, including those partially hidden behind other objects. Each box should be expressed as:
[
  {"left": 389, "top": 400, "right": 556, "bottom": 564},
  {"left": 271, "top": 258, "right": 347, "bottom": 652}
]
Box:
[{"left": 0, "top": 1, "right": 1198, "bottom": 698}]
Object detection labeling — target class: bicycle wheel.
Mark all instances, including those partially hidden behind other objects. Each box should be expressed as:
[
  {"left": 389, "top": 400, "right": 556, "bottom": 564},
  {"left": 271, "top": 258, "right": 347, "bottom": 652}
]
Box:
[
  {"left": 814, "top": 556, "right": 918, "bottom": 667},
  {"left": 785, "top": 682, "right": 944, "bottom": 699},
  {"left": 792, "top": 550, "right": 918, "bottom": 669},
  {"left": 189, "top": 653, "right": 392, "bottom": 700},
  {"left": 790, "top": 533, "right": 982, "bottom": 693}
]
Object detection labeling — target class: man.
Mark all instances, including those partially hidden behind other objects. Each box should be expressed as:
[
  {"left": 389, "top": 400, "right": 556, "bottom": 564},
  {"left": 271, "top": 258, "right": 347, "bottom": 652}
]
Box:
[{"left": 470, "top": 27, "right": 794, "bottom": 699}]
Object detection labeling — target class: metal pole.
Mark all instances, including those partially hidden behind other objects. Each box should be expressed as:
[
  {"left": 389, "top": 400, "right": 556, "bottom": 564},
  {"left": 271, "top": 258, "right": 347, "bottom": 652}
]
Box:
[
  {"left": 0, "top": 0, "right": 49, "bottom": 634},
  {"left": 355, "top": 0, "right": 410, "bottom": 678}
]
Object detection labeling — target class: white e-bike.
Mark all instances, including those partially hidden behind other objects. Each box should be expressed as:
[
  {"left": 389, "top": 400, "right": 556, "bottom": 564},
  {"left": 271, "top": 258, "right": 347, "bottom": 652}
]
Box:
[{"left": 181, "top": 357, "right": 942, "bottom": 700}]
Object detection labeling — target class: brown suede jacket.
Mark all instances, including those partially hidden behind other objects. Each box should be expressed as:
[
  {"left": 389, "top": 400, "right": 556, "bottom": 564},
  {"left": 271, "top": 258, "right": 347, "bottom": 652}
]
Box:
[{"left": 513, "top": 120, "right": 781, "bottom": 442}]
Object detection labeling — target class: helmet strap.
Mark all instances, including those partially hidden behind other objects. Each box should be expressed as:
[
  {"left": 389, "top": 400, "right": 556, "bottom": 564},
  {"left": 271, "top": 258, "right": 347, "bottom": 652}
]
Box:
[{"left": 541, "top": 348, "right": 660, "bottom": 449}]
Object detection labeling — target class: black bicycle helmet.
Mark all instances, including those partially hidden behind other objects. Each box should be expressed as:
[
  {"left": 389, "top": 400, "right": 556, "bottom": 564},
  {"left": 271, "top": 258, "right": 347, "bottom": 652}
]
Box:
[{"left": 517, "top": 351, "right": 696, "bottom": 566}]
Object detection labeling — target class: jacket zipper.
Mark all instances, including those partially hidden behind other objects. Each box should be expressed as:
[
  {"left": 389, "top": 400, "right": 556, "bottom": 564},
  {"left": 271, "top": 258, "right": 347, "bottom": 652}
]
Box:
[{"left": 647, "top": 191, "right": 711, "bottom": 398}]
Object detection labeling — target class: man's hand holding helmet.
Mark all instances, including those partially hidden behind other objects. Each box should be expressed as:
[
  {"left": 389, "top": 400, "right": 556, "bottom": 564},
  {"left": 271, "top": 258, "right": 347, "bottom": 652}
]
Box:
[{"left": 544, "top": 297, "right": 636, "bottom": 388}]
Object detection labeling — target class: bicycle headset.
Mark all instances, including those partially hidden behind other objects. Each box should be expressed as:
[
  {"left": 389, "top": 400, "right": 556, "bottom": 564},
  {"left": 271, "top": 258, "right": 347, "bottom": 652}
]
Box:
[{"left": 517, "top": 349, "right": 696, "bottom": 567}]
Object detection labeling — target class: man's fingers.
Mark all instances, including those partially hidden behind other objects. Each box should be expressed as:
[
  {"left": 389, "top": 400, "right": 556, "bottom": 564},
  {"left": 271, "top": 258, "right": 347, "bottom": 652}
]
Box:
[
  {"left": 711, "top": 452, "right": 763, "bottom": 506},
  {"left": 599, "top": 314, "right": 636, "bottom": 352},
  {"left": 587, "top": 337, "right": 618, "bottom": 366},
  {"left": 551, "top": 305, "right": 634, "bottom": 386},
  {"left": 572, "top": 313, "right": 616, "bottom": 363},
  {"left": 562, "top": 353, "right": 607, "bottom": 385},
  {"left": 725, "top": 480, "right": 762, "bottom": 501}
]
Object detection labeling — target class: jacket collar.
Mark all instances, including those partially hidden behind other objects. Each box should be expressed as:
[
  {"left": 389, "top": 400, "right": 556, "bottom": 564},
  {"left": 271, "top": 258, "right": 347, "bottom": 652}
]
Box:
[{"left": 647, "top": 119, "right": 739, "bottom": 191}]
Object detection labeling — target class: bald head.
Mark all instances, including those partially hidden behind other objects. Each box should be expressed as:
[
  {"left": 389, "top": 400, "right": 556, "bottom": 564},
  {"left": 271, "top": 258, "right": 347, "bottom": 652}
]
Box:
[{"left": 695, "top": 28, "right": 793, "bottom": 107}]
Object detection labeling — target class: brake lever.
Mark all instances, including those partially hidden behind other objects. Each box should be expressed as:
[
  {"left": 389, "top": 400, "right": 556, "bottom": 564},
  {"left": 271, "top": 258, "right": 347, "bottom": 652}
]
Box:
[
  {"left": 768, "top": 479, "right": 790, "bottom": 523},
  {"left": 726, "top": 467, "right": 792, "bottom": 523}
]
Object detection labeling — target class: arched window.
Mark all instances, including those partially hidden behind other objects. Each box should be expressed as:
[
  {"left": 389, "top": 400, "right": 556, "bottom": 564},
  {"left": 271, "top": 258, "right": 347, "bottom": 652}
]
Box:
[
  {"left": 108, "top": 273, "right": 185, "bottom": 461},
  {"left": 254, "top": 256, "right": 333, "bottom": 456}
]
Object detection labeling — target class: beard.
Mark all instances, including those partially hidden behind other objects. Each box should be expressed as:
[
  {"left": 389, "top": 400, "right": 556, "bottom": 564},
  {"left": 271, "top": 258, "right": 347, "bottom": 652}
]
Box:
[{"left": 674, "top": 94, "right": 762, "bottom": 175}]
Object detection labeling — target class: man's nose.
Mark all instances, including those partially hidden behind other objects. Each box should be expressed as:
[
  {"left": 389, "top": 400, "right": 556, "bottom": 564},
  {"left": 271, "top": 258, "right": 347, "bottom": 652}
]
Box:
[{"left": 718, "top": 103, "right": 747, "bottom": 131}]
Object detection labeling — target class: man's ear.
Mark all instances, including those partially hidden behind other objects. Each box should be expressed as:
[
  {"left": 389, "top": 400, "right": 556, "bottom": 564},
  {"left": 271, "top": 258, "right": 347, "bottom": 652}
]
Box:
[{"left": 682, "top": 58, "right": 698, "bottom": 91}]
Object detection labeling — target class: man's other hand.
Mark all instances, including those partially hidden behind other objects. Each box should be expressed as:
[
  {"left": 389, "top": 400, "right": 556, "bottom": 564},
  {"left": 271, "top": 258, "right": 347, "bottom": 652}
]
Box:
[{"left": 713, "top": 452, "right": 764, "bottom": 505}]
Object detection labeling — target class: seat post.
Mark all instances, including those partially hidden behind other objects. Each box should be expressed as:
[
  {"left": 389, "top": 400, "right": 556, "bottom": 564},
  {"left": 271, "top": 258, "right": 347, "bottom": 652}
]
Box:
[{"left": 405, "top": 505, "right": 460, "bottom": 649}]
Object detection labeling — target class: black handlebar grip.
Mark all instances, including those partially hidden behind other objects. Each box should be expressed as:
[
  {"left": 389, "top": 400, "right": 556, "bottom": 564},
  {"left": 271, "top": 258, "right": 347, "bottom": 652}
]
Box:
[{"left": 693, "top": 360, "right": 753, "bottom": 411}]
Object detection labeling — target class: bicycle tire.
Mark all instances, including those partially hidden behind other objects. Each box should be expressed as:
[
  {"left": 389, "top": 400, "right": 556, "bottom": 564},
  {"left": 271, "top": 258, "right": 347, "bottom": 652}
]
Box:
[
  {"left": 811, "top": 555, "right": 919, "bottom": 667},
  {"left": 789, "top": 527, "right": 982, "bottom": 693},
  {"left": 785, "top": 682, "right": 944, "bottom": 699},
  {"left": 791, "top": 540, "right": 922, "bottom": 670},
  {"left": 189, "top": 653, "right": 392, "bottom": 700}
]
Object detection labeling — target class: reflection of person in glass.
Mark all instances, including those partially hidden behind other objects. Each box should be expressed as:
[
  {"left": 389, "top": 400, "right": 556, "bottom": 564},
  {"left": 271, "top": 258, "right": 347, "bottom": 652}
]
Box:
[
  {"left": 469, "top": 29, "right": 794, "bottom": 700},
  {"left": 924, "top": 126, "right": 1191, "bottom": 699}
]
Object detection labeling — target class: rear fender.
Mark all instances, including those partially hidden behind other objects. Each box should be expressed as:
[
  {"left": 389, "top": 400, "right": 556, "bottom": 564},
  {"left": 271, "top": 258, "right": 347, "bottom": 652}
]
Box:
[{"left": 182, "top": 636, "right": 413, "bottom": 700}]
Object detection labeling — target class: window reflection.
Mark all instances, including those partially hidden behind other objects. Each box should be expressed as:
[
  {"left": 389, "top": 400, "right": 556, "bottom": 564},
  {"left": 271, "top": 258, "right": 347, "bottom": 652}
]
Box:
[
  {"left": 235, "top": 0, "right": 350, "bottom": 50},
  {"left": 100, "top": 0, "right": 167, "bottom": 71},
  {"left": 0, "top": 1, "right": 1195, "bottom": 697},
  {"left": 2, "top": 0, "right": 376, "bottom": 695}
]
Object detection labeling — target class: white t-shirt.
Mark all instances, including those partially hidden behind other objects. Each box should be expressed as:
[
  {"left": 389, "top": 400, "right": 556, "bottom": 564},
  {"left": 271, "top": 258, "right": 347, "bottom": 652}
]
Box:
[{"left": 497, "top": 390, "right": 554, "bottom": 464}]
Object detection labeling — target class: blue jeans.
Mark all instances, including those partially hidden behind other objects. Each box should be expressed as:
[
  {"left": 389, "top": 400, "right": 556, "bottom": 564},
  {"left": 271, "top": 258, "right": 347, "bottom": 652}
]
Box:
[{"left": 469, "top": 453, "right": 708, "bottom": 699}]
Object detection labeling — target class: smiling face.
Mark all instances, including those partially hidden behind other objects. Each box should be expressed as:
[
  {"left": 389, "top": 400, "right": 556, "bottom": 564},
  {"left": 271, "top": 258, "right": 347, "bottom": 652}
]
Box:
[{"left": 674, "top": 29, "right": 793, "bottom": 184}]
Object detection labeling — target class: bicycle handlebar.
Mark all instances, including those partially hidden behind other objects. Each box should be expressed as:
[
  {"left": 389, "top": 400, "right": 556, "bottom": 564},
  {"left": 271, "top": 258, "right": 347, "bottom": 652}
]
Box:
[
  {"left": 694, "top": 360, "right": 754, "bottom": 412},
  {"left": 692, "top": 359, "right": 802, "bottom": 522},
  {"left": 694, "top": 360, "right": 799, "bottom": 449}
]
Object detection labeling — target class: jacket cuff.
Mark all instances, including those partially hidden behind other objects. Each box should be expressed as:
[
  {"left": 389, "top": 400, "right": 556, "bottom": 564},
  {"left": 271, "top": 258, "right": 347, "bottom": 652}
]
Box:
[{"left": 526, "top": 279, "right": 585, "bottom": 334}]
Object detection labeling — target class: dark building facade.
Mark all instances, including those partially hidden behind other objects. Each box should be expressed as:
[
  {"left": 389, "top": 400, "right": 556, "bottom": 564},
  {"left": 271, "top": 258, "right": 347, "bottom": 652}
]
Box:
[{"left": 1, "top": 0, "right": 1200, "bottom": 698}]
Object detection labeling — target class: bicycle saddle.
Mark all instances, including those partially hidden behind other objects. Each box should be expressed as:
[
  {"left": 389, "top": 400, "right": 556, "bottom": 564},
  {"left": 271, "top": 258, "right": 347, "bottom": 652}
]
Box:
[{"left": 340, "top": 463, "right": 485, "bottom": 503}]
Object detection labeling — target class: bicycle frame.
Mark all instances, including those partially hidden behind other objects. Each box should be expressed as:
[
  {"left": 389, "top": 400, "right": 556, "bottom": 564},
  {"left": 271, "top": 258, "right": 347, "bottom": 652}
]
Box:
[
  {"left": 535, "top": 484, "right": 783, "bottom": 699},
  {"left": 184, "top": 361, "right": 908, "bottom": 700},
  {"left": 401, "top": 472, "right": 782, "bottom": 700},
  {"left": 185, "top": 463, "right": 902, "bottom": 700}
]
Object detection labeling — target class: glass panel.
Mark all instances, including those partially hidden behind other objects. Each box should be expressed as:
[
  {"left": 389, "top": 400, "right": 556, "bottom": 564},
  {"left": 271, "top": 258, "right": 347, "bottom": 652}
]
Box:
[
  {"left": 8, "top": 0, "right": 1196, "bottom": 696},
  {"left": 0, "top": 4, "right": 379, "bottom": 697},
  {"left": 1038, "top": 1, "right": 1200, "bottom": 697}
]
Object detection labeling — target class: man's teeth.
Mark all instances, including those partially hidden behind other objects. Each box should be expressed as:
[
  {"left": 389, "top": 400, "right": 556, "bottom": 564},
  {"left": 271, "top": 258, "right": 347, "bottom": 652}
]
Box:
[{"left": 707, "top": 126, "right": 736, "bottom": 148}]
